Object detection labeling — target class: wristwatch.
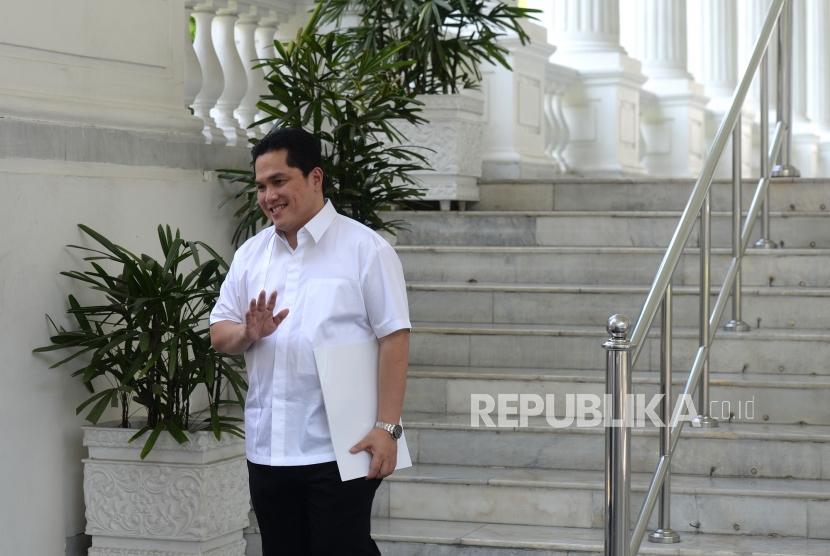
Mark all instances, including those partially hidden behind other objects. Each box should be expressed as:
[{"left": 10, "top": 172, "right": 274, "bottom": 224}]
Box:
[{"left": 375, "top": 420, "right": 403, "bottom": 440}]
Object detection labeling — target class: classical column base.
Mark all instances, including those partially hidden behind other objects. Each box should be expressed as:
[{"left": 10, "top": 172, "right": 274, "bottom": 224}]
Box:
[
  {"left": 480, "top": 22, "right": 558, "bottom": 180},
  {"left": 557, "top": 52, "right": 646, "bottom": 175},
  {"left": 704, "top": 105, "right": 754, "bottom": 179},
  {"left": 641, "top": 79, "right": 708, "bottom": 177}
]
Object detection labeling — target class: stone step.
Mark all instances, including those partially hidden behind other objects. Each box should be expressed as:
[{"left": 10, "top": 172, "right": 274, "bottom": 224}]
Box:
[
  {"left": 388, "top": 210, "right": 830, "bottom": 248},
  {"left": 397, "top": 246, "right": 830, "bottom": 287},
  {"left": 410, "top": 322, "right": 830, "bottom": 375},
  {"left": 475, "top": 178, "right": 830, "bottom": 212},
  {"left": 401, "top": 411, "right": 830, "bottom": 479},
  {"left": 373, "top": 464, "right": 830, "bottom": 539},
  {"left": 372, "top": 518, "right": 830, "bottom": 556},
  {"left": 405, "top": 366, "right": 830, "bottom": 425},
  {"left": 407, "top": 282, "right": 830, "bottom": 330}
]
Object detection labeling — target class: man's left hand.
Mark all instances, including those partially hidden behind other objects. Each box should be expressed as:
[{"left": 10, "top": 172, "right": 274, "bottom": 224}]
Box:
[{"left": 350, "top": 427, "right": 397, "bottom": 479}]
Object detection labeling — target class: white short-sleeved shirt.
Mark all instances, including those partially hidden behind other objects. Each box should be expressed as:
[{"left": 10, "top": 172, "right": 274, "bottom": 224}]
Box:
[{"left": 210, "top": 200, "right": 411, "bottom": 466}]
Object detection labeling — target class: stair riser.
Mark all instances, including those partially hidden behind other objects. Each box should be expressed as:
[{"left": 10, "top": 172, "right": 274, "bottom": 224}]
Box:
[
  {"left": 406, "top": 377, "right": 830, "bottom": 425},
  {"left": 380, "top": 482, "right": 829, "bottom": 539},
  {"left": 391, "top": 213, "right": 830, "bottom": 249},
  {"left": 410, "top": 332, "right": 830, "bottom": 374},
  {"left": 399, "top": 251, "right": 830, "bottom": 287},
  {"left": 408, "top": 289, "right": 828, "bottom": 329},
  {"left": 403, "top": 427, "right": 830, "bottom": 480},
  {"left": 476, "top": 182, "right": 830, "bottom": 212}
]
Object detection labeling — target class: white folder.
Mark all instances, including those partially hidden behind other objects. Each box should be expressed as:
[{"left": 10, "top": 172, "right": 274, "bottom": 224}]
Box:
[{"left": 313, "top": 340, "right": 412, "bottom": 481}]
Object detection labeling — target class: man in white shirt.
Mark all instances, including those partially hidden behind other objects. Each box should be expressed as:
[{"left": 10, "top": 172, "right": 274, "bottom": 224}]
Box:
[{"left": 210, "top": 127, "right": 411, "bottom": 555}]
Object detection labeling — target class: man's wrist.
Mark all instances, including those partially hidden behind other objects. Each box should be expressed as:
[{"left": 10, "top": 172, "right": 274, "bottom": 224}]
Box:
[{"left": 374, "top": 420, "right": 403, "bottom": 440}]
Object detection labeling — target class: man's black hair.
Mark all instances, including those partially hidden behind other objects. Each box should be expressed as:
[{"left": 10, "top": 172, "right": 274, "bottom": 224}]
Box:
[{"left": 251, "top": 127, "right": 322, "bottom": 176}]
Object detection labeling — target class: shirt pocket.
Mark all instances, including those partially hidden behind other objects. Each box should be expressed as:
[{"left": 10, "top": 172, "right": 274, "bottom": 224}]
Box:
[{"left": 300, "top": 277, "right": 368, "bottom": 349}]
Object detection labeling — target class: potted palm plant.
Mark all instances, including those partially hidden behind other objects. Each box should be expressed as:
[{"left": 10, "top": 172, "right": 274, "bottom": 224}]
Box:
[
  {"left": 34, "top": 224, "right": 249, "bottom": 556},
  {"left": 221, "top": 3, "right": 428, "bottom": 246},
  {"left": 318, "top": 0, "right": 538, "bottom": 210}
]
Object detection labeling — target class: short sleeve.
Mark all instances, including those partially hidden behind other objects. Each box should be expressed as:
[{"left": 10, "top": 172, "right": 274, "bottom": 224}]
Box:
[
  {"left": 360, "top": 243, "right": 411, "bottom": 339},
  {"left": 210, "top": 255, "right": 244, "bottom": 325}
]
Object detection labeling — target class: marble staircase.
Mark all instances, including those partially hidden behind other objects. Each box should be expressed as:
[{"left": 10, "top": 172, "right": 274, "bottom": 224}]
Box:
[{"left": 371, "top": 178, "right": 830, "bottom": 555}]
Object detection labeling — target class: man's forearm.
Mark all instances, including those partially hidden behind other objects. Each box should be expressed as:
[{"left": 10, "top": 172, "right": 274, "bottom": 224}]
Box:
[
  {"left": 376, "top": 329, "right": 410, "bottom": 424},
  {"left": 210, "top": 321, "right": 254, "bottom": 355}
]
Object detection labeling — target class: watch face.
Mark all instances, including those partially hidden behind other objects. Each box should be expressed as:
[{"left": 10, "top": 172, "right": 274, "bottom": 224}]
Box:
[{"left": 392, "top": 424, "right": 403, "bottom": 439}]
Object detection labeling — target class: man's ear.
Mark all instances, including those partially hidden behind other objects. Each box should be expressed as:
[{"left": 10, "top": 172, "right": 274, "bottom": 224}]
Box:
[{"left": 310, "top": 167, "right": 324, "bottom": 193}]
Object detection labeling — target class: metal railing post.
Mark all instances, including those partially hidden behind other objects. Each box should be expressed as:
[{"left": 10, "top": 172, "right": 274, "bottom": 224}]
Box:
[
  {"left": 756, "top": 51, "right": 777, "bottom": 248},
  {"left": 648, "top": 288, "right": 680, "bottom": 544},
  {"left": 772, "top": 0, "right": 800, "bottom": 178},
  {"left": 604, "top": 315, "right": 633, "bottom": 556},
  {"left": 694, "top": 193, "right": 718, "bottom": 427},
  {"left": 725, "top": 116, "right": 751, "bottom": 332}
]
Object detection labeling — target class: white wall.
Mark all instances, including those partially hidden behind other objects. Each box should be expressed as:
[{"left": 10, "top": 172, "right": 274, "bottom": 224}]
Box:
[{"left": 0, "top": 158, "right": 239, "bottom": 555}]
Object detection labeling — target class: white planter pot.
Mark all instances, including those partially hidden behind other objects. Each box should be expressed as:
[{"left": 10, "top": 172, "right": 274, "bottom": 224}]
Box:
[
  {"left": 82, "top": 424, "right": 249, "bottom": 556},
  {"left": 398, "top": 90, "right": 484, "bottom": 209}
]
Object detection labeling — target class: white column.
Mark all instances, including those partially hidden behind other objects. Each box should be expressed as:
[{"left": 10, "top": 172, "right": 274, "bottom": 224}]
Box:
[
  {"left": 807, "top": 0, "right": 830, "bottom": 175},
  {"left": 211, "top": 2, "right": 248, "bottom": 146},
  {"left": 551, "top": 0, "right": 646, "bottom": 174},
  {"left": 184, "top": 3, "right": 203, "bottom": 111},
  {"left": 639, "top": 0, "right": 707, "bottom": 177},
  {"left": 699, "top": 0, "right": 737, "bottom": 110},
  {"left": 192, "top": 4, "right": 225, "bottom": 144},
  {"left": 790, "top": 0, "right": 818, "bottom": 175},
  {"left": 234, "top": 4, "right": 266, "bottom": 140},
  {"left": 698, "top": 0, "right": 741, "bottom": 178}
]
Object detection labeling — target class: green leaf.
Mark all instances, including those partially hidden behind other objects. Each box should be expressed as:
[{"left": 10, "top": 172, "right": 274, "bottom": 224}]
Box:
[{"left": 140, "top": 423, "right": 164, "bottom": 460}]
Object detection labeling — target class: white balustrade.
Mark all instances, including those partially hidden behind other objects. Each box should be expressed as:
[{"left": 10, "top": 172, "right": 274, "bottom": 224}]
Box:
[
  {"left": 184, "top": 3, "right": 203, "bottom": 110},
  {"left": 544, "top": 62, "right": 578, "bottom": 174},
  {"left": 235, "top": 4, "right": 267, "bottom": 140},
  {"left": 192, "top": 3, "right": 225, "bottom": 144},
  {"left": 211, "top": 2, "right": 249, "bottom": 146}
]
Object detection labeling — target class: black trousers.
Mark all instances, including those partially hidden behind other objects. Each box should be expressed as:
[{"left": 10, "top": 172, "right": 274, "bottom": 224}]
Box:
[{"left": 247, "top": 459, "right": 382, "bottom": 556}]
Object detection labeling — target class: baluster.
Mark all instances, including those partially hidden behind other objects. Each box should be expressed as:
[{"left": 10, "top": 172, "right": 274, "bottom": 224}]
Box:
[
  {"left": 648, "top": 287, "right": 680, "bottom": 544},
  {"left": 726, "top": 115, "right": 751, "bottom": 332},
  {"left": 693, "top": 192, "right": 718, "bottom": 428},
  {"left": 756, "top": 51, "right": 777, "bottom": 248},
  {"left": 254, "top": 12, "right": 279, "bottom": 136},
  {"left": 211, "top": 0, "right": 248, "bottom": 146},
  {"left": 192, "top": 2, "right": 225, "bottom": 144},
  {"left": 235, "top": 3, "right": 267, "bottom": 139},
  {"left": 184, "top": 2, "right": 203, "bottom": 114},
  {"left": 772, "top": 0, "right": 801, "bottom": 176}
]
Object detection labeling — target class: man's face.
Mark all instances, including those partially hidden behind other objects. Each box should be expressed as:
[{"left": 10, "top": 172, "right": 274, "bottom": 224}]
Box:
[{"left": 254, "top": 149, "right": 324, "bottom": 241}]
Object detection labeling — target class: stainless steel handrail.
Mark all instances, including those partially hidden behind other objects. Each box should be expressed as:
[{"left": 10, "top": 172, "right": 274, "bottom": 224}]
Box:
[
  {"left": 628, "top": 0, "right": 787, "bottom": 365},
  {"left": 603, "top": 1, "right": 796, "bottom": 555}
]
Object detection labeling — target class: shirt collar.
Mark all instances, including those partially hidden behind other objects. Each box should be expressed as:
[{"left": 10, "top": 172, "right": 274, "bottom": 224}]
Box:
[{"left": 274, "top": 198, "right": 337, "bottom": 246}]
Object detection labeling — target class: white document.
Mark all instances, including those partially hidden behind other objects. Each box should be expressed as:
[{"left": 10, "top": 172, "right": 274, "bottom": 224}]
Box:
[{"left": 313, "top": 340, "right": 412, "bottom": 481}]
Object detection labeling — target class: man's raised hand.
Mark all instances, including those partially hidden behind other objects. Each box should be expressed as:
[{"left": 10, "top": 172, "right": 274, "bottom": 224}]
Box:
[{"left": 244, "top": 290, "right": 289, "bottom": 344}]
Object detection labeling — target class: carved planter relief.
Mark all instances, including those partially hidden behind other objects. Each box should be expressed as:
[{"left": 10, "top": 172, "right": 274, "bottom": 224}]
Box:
[
  {"left": 83, "top": 424, "right": 249, "bottom": 556},
  {"left": 397, "top": 89, "right": 485, "bottom": 210}
]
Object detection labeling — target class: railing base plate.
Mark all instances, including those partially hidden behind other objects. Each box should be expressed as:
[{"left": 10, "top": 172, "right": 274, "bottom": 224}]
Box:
[
  {"left": 724, "top": 319, "right": 751, "bottom": 332},
  {"left": 648, "top": 529, "right": 681, "bottom": 544},
  {"left": 771, "top": 164, "right": 800, "bottom": 178},
  {"left": 754, "top": 238, "right": 778, "bottom": 249},
  {"left": 692, "top": 415, "right": 719, "bottom": 428}
]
